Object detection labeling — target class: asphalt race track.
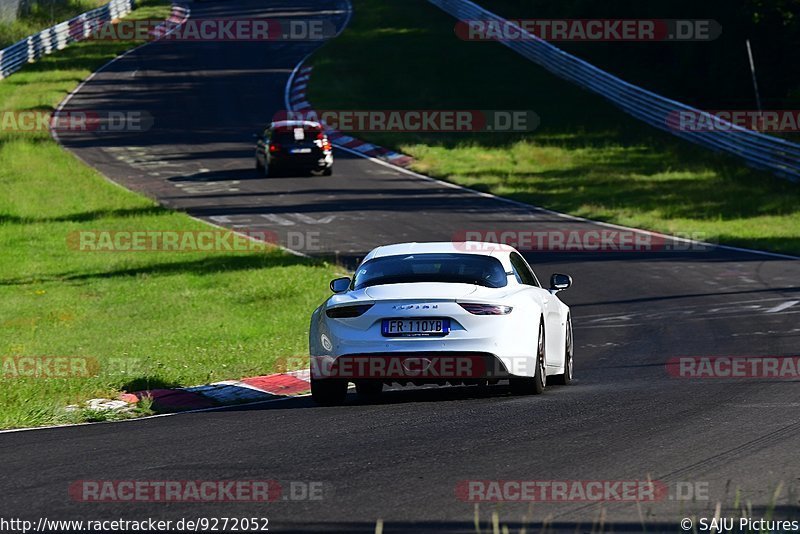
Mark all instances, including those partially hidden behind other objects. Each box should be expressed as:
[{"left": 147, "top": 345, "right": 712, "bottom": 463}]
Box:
[{"left": 2, "top": 0, "right": 799, "bottom": 532}]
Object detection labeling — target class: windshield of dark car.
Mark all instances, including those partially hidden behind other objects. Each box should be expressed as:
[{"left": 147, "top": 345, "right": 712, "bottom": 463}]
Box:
[{"left": 352, "top": 253, "right": 508, "bottom": 290}]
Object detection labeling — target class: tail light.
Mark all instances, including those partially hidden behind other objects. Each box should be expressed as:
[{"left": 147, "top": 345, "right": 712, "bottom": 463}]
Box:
[
  {"left": 317, "top": 132, "right": 332, "bottom": 151},
  {"left": 459, "top": 303, "right": 513, "bottom": 315},
  {"left": 326, "top": 304, "right": 374, "bottom": 319},
  {"left": 269, "top": 144, "right": 280, "bottom": 153}
]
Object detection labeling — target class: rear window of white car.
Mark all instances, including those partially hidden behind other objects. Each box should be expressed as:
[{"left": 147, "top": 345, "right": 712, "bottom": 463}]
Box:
[{"left": 352, "top": 253, "right": 508, "bottom": 290}]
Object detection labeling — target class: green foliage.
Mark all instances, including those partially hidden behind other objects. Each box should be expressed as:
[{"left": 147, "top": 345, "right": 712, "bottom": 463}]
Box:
[
  {"left": 0, "top": 0, "right": 108, "bottom": 48},
  {"left": 0, "top": 2, "right": 337, "bottom": 429},
  {"left": 309, "top": 0, "right": 800, "bottom": 254}
]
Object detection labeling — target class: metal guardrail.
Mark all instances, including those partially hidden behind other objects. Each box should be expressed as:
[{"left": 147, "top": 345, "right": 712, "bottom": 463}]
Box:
[
  {"left": 429, "top": 0, "right": 800, "bottom": 182},
  {"left": 0, "top": 0, "right": 135, "bottom": 80}
]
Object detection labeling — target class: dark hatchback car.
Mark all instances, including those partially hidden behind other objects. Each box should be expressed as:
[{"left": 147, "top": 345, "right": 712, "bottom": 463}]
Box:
[{"left": 255, "top": 120, "right": 334, "bottom": 176}]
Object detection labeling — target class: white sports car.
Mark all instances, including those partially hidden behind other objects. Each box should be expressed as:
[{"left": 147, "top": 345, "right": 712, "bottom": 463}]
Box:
[{"left": 308, "top": 242, "right": 573, "bottom": 405}]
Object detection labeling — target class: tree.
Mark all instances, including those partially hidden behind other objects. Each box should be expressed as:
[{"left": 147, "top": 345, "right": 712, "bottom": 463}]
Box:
[{"left": 0, "top": 0, "right": 23, "bottom": 23}]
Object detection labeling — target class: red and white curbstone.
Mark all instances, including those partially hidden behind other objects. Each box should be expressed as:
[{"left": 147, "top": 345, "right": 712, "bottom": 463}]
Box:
[
  {"left": 148, "top": 4, "right": 191, "bottom": 40},
  {"left": 286, "top": 65, "right": 414, "bottom": 168},
  {"left": 121, "top": 369, "right": 311, "bottom": 412}
]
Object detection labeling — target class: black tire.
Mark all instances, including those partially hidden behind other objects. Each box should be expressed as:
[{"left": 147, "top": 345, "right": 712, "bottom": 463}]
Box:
[
  {"left": 322, "top": 167, "right": 333, "bottom": 176},
  {"left": 355, "top": 381, "right": 383, "bottom": 402},
  {"left": 509, "top": 319, "right": 546, "bottom": 395},
  {"left": 311, "top": 378, "right": 347, "bottom": 406},
  {"left": 551, "top": 315, "right": 574, "bottom": 385}
]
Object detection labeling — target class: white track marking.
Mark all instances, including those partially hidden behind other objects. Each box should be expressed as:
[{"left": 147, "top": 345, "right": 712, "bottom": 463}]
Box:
[
  {"left": 578, "top": 296, "right": 798, "bottom": 320},
  {"left": 260, "top": 214, "right": 296, "bottom": 226},
  {"left": 766, "top": 300, "right": 800, "bottom": 313},
  {"left": 578, "top": 309, "right": 800, "bottom": 329},
  {"left": 292, "top": 213, "right": 336, "bottom": 225},
  {"left": 173, "top": 181, "right": 240, "bottom": 194}
]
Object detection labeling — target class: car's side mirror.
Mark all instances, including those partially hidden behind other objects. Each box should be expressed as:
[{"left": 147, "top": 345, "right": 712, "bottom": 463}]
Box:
[
  {"left": 330, "top": 277, "right": 351, "bottom": 293},
  {"left": 549, "top": 273, "right": 572, "bottom": 292}
]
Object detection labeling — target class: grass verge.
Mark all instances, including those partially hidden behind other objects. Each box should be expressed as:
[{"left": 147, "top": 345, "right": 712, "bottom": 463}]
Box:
[
  {"left": 309, "top": 0, "right": 800, "bottom": 255},
  {"left": 0, "top": 0, "right": 339, "bottom": 429}
]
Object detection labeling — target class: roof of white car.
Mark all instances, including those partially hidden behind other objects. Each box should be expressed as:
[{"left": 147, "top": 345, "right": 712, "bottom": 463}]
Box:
[{"left": 365, "top": 242, "right": 515, "bottom": 261}]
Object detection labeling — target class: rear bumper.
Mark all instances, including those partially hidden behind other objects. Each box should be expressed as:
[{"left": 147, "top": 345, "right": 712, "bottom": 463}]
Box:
[
  {"left": 310, "top": 296, "right": 544, "bottom": 382},
  {"left": 310, "top": 351, "right": 535, "bottom": 384},
  {"left": 270, "top": 152, "right": 333, "bottom": 170},
  {"left": 312, "top": 315, "right": 539, "bottom": 380}
]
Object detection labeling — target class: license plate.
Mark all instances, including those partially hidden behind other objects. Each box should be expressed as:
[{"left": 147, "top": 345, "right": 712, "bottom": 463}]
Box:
[
  {"left": 382, "top": 318, "right": 450, "bottom": 337},
  {"left": 291, "top": 148, "right": 312, "bottom": 154}
]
